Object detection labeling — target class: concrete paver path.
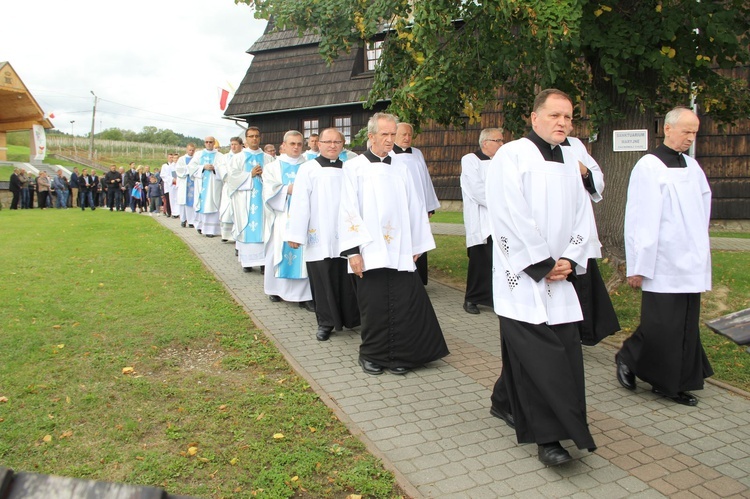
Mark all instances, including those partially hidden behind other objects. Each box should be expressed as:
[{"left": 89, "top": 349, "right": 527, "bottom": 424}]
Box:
[{"left": 158, "top": 216, "right": 750, "bottom": 498}]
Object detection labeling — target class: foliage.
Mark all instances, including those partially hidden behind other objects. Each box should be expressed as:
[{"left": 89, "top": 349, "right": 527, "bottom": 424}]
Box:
[
  {"left": 0, "top": 210, "right": 401, "bottom": 498},
  {"left": 239, "top": 0, "right": 750, "bottom": 135}
]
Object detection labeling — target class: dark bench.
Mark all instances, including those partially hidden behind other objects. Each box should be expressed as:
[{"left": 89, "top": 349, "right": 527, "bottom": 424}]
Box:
[
  {"left": 705, "top": 308, "right": 750, "bottom": 354},
  {"left": 0, "top": 467, "right": 194, "bottom": 498}
]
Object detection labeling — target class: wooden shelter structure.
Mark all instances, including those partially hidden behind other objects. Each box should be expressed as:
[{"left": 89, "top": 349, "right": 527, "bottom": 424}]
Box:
[
  {"left": 0, "top": 62, "right": 53, "bottom": 161},
  {"left": 225, "top": 26, "right": 750, "bottom": 219}
]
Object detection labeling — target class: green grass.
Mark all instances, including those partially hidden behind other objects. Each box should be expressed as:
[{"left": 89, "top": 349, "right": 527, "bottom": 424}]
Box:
[
  {"left": 430, "top": 211, "right": 463, "bottom": 224},
  {"left": 0, "top": 210, "right": 401, "bottom": 499},
  {"left": 430, "top": 234, "right": 750, "bottom": 392},
  {"left": 710, "top": 231, "right": 750, "bottom": 239}
]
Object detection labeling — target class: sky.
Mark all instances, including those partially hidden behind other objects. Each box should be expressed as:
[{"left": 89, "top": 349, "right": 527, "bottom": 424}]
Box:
[{"left": 3, "top": 0, "right": 269, "bottom": 146}]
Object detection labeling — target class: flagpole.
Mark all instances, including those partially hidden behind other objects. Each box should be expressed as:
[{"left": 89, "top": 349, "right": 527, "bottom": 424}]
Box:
[{"left": 89, "top": 91, "right": 97, "bottom": 160}]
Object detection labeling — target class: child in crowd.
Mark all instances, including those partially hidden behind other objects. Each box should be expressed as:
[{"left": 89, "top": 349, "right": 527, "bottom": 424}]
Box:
[{"left": 148, "top": 174, "right": 163, "bottom": 215}]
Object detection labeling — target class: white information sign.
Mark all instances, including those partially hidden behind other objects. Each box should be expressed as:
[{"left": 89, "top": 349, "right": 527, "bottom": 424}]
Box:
[{"left": 613, "top": 129, "right": 648, "bottom": 152}]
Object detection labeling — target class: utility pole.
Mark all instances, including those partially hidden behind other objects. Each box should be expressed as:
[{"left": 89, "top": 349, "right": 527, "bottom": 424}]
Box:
[
  {"left": 89, "top": 91, "right": 97, "bottom": 160},
  {"left": 70, "top": 120, "right": 76, "bottom": 155}
]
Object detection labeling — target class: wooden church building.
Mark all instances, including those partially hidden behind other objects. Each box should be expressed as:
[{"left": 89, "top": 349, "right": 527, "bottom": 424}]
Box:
[{"left": 224, "top": 23, "right": 750, "bottom": 220}]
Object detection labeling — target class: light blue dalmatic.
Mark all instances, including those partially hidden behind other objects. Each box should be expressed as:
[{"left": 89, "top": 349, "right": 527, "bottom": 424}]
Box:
[
  {"left": 277, "top": 161, "right": 305, "bottom": 279},
  {"left": 238, "top": 151, "right": 266, "bottom": 244},
  {"left": 184, "top": 156, "right": 195, "bottom": 206},
  {"left": 196, "top": 150, "right": 217, "bottom": 213}
]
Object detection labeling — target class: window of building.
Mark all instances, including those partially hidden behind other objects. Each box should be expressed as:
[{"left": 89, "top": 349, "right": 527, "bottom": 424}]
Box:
[
  {"left": 302, "top": 119, "right": 319, "bottom": 139},
  {"left": 366, "top": 40, "right": 383, "bottom": 71},
  {"left": 333, "top": 116, "right": 352, "bottom": 144}
]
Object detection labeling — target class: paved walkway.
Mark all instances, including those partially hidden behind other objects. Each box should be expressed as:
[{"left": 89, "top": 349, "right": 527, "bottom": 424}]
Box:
[{"left": 157, "top": 216, "right": 750, "bottom": 498}]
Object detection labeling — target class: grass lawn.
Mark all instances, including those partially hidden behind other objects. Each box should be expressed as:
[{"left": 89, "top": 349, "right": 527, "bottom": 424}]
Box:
[
  {"left": 430, "top": 211, "right": 463, "bottom": 224},
  {"left": 0, "top": 210, "right": 402, "bottom": 499},
  {"left": 430, "top": 235, "right": 750, "bottom": 392}
]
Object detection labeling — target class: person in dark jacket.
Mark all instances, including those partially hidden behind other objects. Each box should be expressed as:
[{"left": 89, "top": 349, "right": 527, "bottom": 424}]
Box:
[{"left": 9, "top": 168, "right": 22, "bottom": 209}]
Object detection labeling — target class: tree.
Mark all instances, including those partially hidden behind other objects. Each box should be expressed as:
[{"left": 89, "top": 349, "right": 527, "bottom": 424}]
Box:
[{"left": 239, "top": 0, "right": 750, "bottom": 260}]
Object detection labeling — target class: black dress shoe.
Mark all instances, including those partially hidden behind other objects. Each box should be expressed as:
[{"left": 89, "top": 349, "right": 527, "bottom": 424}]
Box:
[
  {"left": 489, "top": 406, "right": 516, "bottom": 429},
  {"left": 188, "top": 224, "right": 194, "bottom": 228},
  {"left": 299, "top": 300, "right": 315, "bottom": 312},
  {"left": 243, "top": 267, "right": 253, "bottom": 273},
  {"left": 268, "top": 295, "right": 282, "bottom": 302},
  {"left": 652, "top": 388, "right": 698, "bottom": 406},
  {"left": 221, "top": 239, "right": 228, "bottom": 242},
  {"left": 180, "top": 221, "right": 187, "bottom": 227},
  {"left": 359, "top": 358, "right": 383, "bottom": 375},
  {"left": 616, "top": 354, "right": 636, "bottom": 391},
  {"left": 385, "top": 366, "right": 410, "bottom": 375},
  {"left": 197, "top": 229, "right": 202, "bottom": 234},
  {"left": 463, "top": 301, "right": 480, "bottom": 314},
  {"left": 538, "top": 442, "right": 572, "bottom": 466},
  {"left": 316, "top": 326, "right": 333, "bottom": 341}
]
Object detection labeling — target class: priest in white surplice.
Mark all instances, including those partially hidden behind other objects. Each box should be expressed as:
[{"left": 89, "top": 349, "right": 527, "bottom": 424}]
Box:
[
  {"left": 486, "top": 89, "right": 598, "bottom": 466},
  {"left": 262, "top": 130, "right": 314, "bottom": 310},
  {"left": 189, "top": 136, "right": 224, "bottom": 237},
  {"left": 159, "top": 153, "right": 177, "bottom": 218},
  {"left": 339, "top": 113, "right": 449, "bottom": 376},
  {"left": 216, "top": 137, "right": 243, "bottom": 242},
  {"left": 226, "top": 127, "right": 274, "bottom": 273},
  {"left": 175, "top": 143, "right": 196, "bottom": 228},
  {"left": 390, "top": 122, "right": 440, "bottom": 285},
  {"left": 286, "top": 128, "right": 361, "bottom": 341},
  {"left": 616, "top": 107, "right": 713, "bottom": 407},
  {"left": 460, "top": 127, "right": 504, "bottom": 315}
]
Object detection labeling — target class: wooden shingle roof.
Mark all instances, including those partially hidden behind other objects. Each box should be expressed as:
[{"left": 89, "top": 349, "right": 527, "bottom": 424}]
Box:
[{"left": 224, "top": 26, "right": 380, "bottom": 118}]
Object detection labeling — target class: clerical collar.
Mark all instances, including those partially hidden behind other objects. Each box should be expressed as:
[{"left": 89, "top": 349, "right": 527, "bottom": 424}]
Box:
[
  {"left": 474, "top": 149, "right": 491, "bottom": 161},
  {"left": 363, "top": 149, "right": 392, "bottom": 164},
  {"left": 652, "top": 143, "right": 688, "bottom": 168},
  {"left": 393, "top": 144, "right": 412, "bottom": 154},
  {"left": 527, "top": 130, "right": 565, "bottom": 163},
  {"left": 315, "top": 155, "right": 343, "bottom": 168}
]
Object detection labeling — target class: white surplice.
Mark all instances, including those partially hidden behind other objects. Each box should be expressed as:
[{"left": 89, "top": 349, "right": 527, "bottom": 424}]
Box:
[
  {"left": 460, "top": 151, "right": 492, "bottom": 248},
  {"left": 226, "top": 148, "right": 274, "bottom": 268},
  {"left": 262, "top": 154, "right": 312, "bottom": 301},
  {"left": 286, "top": 158, "right": 345, "bottom": 262},
  {"left": 216, "top": 152, "right": 235, "bottom": 240},
  {"left": 486, "top": 137, "right": 599, "bottom": 325},
  {"left": 389, "top": 147, "right": 440, "bottom": 213},
  {"left": 338, "top": 153, "right": 435, "bottom": 272},
  {"left": 625, "top": 153, "right": 712, "bottom": 293}
]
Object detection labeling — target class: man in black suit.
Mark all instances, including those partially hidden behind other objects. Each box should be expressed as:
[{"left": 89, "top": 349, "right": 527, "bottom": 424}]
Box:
[{"left": 9, "top": 168, "right": 22, "bottom": 209}]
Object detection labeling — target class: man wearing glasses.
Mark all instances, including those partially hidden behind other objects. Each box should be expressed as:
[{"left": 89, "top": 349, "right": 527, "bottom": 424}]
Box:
[
  {"left": 460, "top": 128, "right": 504, "bottom": 314},
  {"left": 189, "top": 136, "right": 224, "bottom": 237},
  {"left": 286, "top": 128, "right": 361, "bottom": 341}
]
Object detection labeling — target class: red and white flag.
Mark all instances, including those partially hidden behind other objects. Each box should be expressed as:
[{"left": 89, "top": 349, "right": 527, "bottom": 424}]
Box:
[{"left": 218, "top": 88, "right": 230, "bottom": 111}]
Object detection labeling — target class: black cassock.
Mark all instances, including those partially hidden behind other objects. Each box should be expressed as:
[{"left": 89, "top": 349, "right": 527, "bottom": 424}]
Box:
[
  {"left": 464, "top": 236, "right": 494, "bottom": 308},
  {"left": 357, "top": 268, "right": 449, "bottom": 369},
  {"left": 306, "top": 258, "right": 360, "bottom": 331},
  {"left": 574, "top": 258, "right": 620, "bottom": 345},
  {"left": 618, "top": 292, "right": 713, "bottom": 396},
  {"left": 494, "top": 317, "right": 596, "bottom": 451}
]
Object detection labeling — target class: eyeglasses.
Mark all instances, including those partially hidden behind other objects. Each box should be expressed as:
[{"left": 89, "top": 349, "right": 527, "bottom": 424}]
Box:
[
  {"left": 485, "top": 139, "right": 504, "bottom": 143},
  {"left": 205, "top": 141, "right": 214, "bottom": 144},
  {"left": 319, "top": 140, "right": 344, "bottom": 145}
]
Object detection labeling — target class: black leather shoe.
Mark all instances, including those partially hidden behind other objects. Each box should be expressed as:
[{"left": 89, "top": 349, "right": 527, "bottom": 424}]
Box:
[
  {"left": 197, "top": 229, "right": 202, "bottom": 234},
  {"left": 268, "top": 295, "right": 282, "bottom": 302},
  {"left": 180, "top": 221, "right": 186, "bottom": 227},
  {"left": 316, "top": 326, "right": 333, "bottom": 341},
  {"left": 538, "top": 442, "right": 572, "bottom": 466},
  {"left": 385, "top": 366, "right": 410, "bottom": 375},
  {"left": 463, "top": 301, "right": 480, "bottom": 314},
  {"left": 652, "top": 388, "right": 698, "bottom": 406},
  {"left": 616, "top": 354, "right": 636, "bottom": 391},
  {"left": 188, "top": 224, "right": 194, "bottom": 228},
  {"left": 359, "top": 358, "right": 383, "bottom": 375},
  {"left": 299, "top": 300, "right": 315, "bottom": 312},
  {"left": 489, "top": 406, "right": 516, "bottom": 429},
  {"left": 205, "top": 234, "right": 215, "bottom": 238},
  {"left": 221, "top": 239, "right": 228, "bottom": 242},
  {"left": 243, "top": 267, "right": 253, "bottom": 273}
]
